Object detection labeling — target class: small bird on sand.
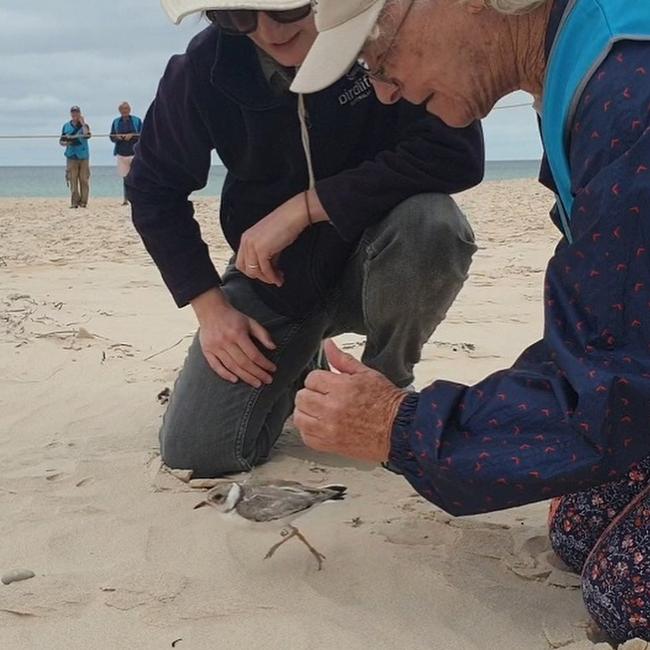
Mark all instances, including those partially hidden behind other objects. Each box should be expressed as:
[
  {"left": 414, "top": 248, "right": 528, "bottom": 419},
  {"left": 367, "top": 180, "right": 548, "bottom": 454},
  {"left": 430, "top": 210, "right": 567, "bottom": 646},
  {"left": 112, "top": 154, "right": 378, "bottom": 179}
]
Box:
[{"left": 194, "top": 479, "right": 347, "bottom": 570}]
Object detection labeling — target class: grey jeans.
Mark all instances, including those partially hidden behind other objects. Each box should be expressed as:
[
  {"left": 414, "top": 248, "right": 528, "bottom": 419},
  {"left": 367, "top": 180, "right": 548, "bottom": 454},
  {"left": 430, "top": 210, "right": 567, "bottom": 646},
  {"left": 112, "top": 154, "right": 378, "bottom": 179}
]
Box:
[{"left": 159, "top": 194, "right": 477, "bottom": 477}]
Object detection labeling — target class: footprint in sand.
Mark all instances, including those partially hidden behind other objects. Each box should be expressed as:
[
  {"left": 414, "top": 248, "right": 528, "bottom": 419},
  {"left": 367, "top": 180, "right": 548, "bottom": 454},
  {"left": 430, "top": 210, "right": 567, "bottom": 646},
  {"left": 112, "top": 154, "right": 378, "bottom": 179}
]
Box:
[{"left": 503, "top": 526, "right": 582, "bottom": 588}]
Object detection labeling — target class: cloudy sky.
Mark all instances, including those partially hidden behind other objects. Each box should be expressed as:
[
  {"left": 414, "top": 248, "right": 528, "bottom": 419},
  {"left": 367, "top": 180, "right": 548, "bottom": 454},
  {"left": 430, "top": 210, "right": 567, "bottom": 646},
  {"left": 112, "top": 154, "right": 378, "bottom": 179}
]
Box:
[{"left": 0, "top": 0, "right": 543, "bottom": 166}]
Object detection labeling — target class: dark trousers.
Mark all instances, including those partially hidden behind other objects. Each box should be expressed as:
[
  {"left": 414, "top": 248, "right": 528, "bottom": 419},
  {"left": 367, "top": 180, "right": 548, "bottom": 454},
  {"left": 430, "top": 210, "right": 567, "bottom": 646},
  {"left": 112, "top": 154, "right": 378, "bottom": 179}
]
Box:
[{"left": 159, "top": 194, "right": 477, "bottom": 478}]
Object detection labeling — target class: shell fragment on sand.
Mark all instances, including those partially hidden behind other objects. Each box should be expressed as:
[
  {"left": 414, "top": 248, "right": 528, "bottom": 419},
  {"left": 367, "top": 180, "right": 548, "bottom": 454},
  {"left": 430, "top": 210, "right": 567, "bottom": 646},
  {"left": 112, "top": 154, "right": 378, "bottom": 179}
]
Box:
[{"left": 2, "top": 569, "right": 36, "bottom": 585}]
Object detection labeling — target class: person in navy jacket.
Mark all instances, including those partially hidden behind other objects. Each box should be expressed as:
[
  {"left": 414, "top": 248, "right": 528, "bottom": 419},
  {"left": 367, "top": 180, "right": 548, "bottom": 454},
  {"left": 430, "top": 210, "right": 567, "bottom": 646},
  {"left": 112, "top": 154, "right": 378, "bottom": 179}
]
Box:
[
  {"left": 127, "top": 2, "right": 484, "bottom": 481},
  {"left": 293, "top": 0, "right": 650, "bottom": 641},
  {"left": 110, "top": 102, "right": 142, "bottom": 205}
]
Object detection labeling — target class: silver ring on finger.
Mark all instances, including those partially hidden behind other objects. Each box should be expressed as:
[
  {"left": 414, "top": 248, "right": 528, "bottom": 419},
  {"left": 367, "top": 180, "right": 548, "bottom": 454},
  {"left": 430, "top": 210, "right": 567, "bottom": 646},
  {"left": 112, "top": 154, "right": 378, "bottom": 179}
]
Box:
[{"left": 247, "top": 264, "right": 260, "bottom": 269}]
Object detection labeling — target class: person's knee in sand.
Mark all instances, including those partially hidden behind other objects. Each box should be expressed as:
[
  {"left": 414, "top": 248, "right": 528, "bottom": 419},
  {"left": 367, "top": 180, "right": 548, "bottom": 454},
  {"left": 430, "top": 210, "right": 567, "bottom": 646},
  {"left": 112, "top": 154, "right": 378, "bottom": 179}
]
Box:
[
  {"left": 129, "top": 1, "right": 484, "bottom": 478},
  {"left": 159, "top": 193, "right": 476, "bottom": 477}
]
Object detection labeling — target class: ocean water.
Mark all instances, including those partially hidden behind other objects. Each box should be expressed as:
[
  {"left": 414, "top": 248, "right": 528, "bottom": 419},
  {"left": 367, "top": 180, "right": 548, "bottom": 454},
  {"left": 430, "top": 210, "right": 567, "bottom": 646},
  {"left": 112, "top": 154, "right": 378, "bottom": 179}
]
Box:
[{"left": 0, "top": 160, "right": 540, "bottom": 199}]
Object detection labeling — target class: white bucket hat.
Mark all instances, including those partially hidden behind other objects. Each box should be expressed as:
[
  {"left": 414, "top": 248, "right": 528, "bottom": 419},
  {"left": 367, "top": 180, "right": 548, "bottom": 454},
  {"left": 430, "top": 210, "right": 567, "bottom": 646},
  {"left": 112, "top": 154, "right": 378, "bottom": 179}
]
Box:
[
  {"left": 291, "top": 0, "right": 387, "bottom": 94},
  {"left": 161, "top": 0, "right": 311, "bottom": 25}
]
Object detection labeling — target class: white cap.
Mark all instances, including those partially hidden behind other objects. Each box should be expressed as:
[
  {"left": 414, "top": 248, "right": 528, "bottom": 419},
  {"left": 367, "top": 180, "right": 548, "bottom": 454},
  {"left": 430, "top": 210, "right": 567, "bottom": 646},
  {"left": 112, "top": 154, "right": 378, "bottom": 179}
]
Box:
[
  {"left": 161, "top": 0, "right": 311, "bottom": 25},
  {"left": 291, "top": 0, "right": 386, "bottom": 93}
]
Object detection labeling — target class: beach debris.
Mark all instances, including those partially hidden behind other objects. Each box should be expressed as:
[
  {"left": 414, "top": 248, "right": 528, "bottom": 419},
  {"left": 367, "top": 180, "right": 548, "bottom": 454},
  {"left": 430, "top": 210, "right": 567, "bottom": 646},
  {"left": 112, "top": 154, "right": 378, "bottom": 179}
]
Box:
[
  {"left": 542, "top": 618, "right": 586, "bottom": 648},
  {"left": 171, "top": 640, "right": 183, "bottom": 648},
  {"left": 195, "top": 480, "right": 347, "bottom": 570},
  {"left": 0, "top": 607, "right": 36, "bottom": 617},
  {"left": 619, "top": 640, "right": 650, "bottom": 650},
  {"left": 346, "top": 517, "right": 364, "bottom": 528},
  {"left": 166, "top": 468, "right": 193, "bottom": 483},
  {"left": 157, "top": 387, "right": 171, "bottom": 404},
  {"left": 144, "top": 334, "right": 194, "bottom": 361},
  {"left": 35, "top": 326, "right": 107, "bottom": 341},
  {"left": 77, "top": 327, "right": 95, "bottom": 340},
  {"left": 189, "top": 478, "right": 227, "bottom": 489},
  {"left": 2, "top": 569, "right": 36, "bottom": 585},
  {"left": 427, "top": 340, "right": 476, "bottom": 354}
]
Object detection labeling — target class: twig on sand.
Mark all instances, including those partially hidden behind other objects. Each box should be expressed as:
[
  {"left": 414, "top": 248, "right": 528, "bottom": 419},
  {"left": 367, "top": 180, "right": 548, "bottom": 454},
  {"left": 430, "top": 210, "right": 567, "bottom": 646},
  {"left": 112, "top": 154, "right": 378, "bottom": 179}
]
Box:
[
  {"left": 0, "top": 607, "right": 36, "bottom": 617},
  {"left": 144, "top": 334, "right": 193, "bottom": 361},
  {"left": 34, "top": 327, "right": 109, "bottom": 341},
  {"left": 35, "top": 330, "right": 79, "bottom": 338}
]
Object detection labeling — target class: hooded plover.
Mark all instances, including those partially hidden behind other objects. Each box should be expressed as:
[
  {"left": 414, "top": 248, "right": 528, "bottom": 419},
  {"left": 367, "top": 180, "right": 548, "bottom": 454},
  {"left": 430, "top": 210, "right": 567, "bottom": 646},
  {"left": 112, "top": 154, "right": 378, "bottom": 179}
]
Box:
[{"left": 194, "top": 479, "right": 347, "bottom": 569}]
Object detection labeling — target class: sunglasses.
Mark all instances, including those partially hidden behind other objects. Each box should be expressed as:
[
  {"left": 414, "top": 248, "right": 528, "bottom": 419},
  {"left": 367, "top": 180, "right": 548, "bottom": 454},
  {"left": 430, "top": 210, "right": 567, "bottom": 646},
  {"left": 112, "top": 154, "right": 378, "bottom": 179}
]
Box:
[{"left": 206, "top": 6, "right": 312, "bottom": 35}]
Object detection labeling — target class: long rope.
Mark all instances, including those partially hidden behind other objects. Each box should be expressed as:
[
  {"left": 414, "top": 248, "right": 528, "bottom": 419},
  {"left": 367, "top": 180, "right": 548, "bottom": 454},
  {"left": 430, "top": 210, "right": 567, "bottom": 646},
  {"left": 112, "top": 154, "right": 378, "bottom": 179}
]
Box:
[
  {"left": 0, "top": 132, "right": 141, "bottom": 140},
  {"left": 0, "top": 103, "right": 534, "bottom": 142}
]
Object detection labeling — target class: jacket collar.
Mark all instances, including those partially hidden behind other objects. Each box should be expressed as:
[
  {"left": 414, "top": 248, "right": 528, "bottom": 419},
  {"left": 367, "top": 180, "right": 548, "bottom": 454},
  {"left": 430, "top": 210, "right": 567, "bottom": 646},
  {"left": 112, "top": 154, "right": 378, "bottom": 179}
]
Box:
[{"left": 209, "top": 27, "right": 292, "bottom": 110}]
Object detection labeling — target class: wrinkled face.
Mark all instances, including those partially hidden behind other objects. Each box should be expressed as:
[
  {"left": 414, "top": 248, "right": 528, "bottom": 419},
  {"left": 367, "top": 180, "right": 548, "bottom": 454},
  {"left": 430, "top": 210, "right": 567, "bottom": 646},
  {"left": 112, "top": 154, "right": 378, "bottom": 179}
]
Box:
[
  {"left": 119, "top": 105, "right": 131, "bottom": 118},
  {"left": 360, "top": 0, "right": 506, "bottom": 128},
  {"left": 248, "top": 11, "right": 317, "bottom": 67}
]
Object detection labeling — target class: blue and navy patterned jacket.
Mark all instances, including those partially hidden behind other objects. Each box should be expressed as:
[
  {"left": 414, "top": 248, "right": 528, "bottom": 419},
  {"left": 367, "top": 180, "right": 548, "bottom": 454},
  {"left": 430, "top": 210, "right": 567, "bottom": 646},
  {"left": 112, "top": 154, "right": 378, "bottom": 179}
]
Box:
[{"left": 390, "top": 0, "right": 650, "bottom": 515}]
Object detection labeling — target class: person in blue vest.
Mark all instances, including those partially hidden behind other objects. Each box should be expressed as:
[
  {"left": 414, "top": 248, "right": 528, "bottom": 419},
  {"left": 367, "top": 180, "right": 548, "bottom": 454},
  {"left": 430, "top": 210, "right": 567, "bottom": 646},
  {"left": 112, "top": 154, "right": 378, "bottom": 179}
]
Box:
[
  {"left": 59, "top": 105, "right": 91, "bottom": 209},
  {"left": 291, "top": 0, "right": 650, "bottom": 642},
  {"left": 128, "top": 1, "right": 483, "bottom": 484},
  {"left": 110, "top": 102, "right": 142, "bottom": 205}
]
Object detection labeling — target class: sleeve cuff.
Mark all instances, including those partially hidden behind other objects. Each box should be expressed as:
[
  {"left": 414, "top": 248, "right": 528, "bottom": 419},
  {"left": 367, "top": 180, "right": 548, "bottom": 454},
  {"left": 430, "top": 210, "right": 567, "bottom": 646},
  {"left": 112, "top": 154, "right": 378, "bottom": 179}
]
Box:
[
  {"left": 168, "top": 264, "right": 223, "bottom": 308},
  {"left": 385, "top": 392, "right": 420, "bottom": 475}
]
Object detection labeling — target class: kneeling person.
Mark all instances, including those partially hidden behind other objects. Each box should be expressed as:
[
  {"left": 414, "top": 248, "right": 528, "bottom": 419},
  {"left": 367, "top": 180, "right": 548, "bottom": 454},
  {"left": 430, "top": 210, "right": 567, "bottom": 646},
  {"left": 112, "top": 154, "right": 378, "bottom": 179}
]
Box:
[{"left": 128, "top": 0, "right": 484, "bottom": 477}]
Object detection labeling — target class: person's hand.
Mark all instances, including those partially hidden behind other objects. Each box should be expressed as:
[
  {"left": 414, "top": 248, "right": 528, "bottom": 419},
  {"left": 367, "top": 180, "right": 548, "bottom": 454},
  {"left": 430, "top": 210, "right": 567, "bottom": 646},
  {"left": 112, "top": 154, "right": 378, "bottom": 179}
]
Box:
[
  {"left": 236, "top": 190, "right": 326, "bottom": 287},
  {"left": 295, "top": 340, "right": 407, "bottom": 463},
  {"left": 191, "top": 288, "right": 277, "bottom": 388},
  {"left": 124, "top": 134, "right": 133, "bottom": 141}
]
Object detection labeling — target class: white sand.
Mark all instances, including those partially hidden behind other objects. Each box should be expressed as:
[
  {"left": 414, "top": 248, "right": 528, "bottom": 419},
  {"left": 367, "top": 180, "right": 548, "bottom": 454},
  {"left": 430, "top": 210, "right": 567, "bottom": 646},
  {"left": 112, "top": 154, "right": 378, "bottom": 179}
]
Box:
[{"left": 0, "top": 182, "right": 636, "bottom": 649}]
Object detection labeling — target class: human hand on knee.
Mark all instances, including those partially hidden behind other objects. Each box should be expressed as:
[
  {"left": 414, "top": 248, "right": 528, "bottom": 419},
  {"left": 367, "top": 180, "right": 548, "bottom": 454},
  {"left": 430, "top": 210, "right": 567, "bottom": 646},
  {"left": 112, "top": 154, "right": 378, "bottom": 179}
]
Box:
[{"left": 191, "top": 288, "right": 277, "bottom": 388}]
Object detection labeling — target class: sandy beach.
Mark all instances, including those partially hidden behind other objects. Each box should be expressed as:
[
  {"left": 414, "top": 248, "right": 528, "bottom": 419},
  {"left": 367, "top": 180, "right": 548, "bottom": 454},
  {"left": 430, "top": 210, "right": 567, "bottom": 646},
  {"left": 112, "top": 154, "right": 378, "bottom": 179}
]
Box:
[{"left": 0, "top": 181, "right": 643, "bottom": 649}]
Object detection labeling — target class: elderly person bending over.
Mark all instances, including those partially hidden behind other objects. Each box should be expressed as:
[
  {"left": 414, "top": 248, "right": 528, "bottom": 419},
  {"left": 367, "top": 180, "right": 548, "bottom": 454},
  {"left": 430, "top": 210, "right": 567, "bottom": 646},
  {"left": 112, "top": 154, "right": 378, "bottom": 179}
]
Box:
[{"left": 292, "top": 0, "right": 650, "bottom": 642}]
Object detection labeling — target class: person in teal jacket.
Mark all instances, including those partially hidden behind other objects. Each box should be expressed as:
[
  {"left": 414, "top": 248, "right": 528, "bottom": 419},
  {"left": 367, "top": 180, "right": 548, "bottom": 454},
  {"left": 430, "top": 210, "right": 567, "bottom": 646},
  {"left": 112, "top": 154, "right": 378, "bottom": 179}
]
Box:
[
  {"left": 59, "top": 105, "right": 91, "bottom": 209},
  {"left": 291, "top": 0, "right": 650, "bottom": 642}
]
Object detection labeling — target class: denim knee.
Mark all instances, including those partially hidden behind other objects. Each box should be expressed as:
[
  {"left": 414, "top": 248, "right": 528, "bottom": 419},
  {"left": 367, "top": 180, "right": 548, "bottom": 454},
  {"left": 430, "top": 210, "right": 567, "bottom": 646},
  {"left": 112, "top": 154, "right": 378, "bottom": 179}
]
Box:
[{"left": 386, "top": 193, "right": 475, "bottom": 247}]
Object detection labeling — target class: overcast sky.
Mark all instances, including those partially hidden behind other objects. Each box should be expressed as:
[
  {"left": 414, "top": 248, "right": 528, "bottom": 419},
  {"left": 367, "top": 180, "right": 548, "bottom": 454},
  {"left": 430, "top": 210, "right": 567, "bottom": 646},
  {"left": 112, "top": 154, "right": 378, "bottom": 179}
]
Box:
[{"left": 0, "top": 0, "right": 543, "bottom": 166}]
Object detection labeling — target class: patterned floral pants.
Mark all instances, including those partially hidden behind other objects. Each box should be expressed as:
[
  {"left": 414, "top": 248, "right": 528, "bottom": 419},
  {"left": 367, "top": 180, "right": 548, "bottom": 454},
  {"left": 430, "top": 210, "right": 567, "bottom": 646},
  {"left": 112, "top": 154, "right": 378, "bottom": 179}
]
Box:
[{"left": 549, "top": 457, "right": 650, "bottom": 643}]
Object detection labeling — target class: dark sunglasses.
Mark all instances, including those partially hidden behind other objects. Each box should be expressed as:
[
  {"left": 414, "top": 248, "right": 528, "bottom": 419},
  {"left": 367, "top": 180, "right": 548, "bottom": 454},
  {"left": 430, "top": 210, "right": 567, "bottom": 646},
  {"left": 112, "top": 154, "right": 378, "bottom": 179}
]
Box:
[{"left": 206, "top": 6, "right": 312, "bottom": 35}]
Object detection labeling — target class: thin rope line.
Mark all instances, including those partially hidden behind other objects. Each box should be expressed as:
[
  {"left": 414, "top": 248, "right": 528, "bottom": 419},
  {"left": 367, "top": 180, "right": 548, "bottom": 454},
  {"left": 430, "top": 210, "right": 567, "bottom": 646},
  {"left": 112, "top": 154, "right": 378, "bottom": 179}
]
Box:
[
  {"left": 0, "top": 103, "right": 534, "bottom": 141},
  {"left": 0, "top": 133, "right": 140, "bottom": 140},
  {"left": 494, "top": 102, "right": 533, "bottom": 110}
]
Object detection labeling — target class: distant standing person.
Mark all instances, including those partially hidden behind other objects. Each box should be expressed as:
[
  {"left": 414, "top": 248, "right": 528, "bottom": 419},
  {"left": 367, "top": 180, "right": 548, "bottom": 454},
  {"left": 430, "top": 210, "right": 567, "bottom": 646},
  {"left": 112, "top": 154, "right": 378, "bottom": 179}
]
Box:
[
  {"left": 59, "top": 106, "right": 91, "bottom": 209},
  {"left": 110, "top": 102, "right": 142, "bottom": 205}
]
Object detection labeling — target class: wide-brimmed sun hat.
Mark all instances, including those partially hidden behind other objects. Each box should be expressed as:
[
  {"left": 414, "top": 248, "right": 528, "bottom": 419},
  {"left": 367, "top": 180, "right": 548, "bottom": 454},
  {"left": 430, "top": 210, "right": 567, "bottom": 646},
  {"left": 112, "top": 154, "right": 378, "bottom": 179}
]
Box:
[
  {"left": 291, "top": 0, "right": 387, "bottom": 94},
  {"left": 161, "top": 0, "right": 311, "bottom": 24}
]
